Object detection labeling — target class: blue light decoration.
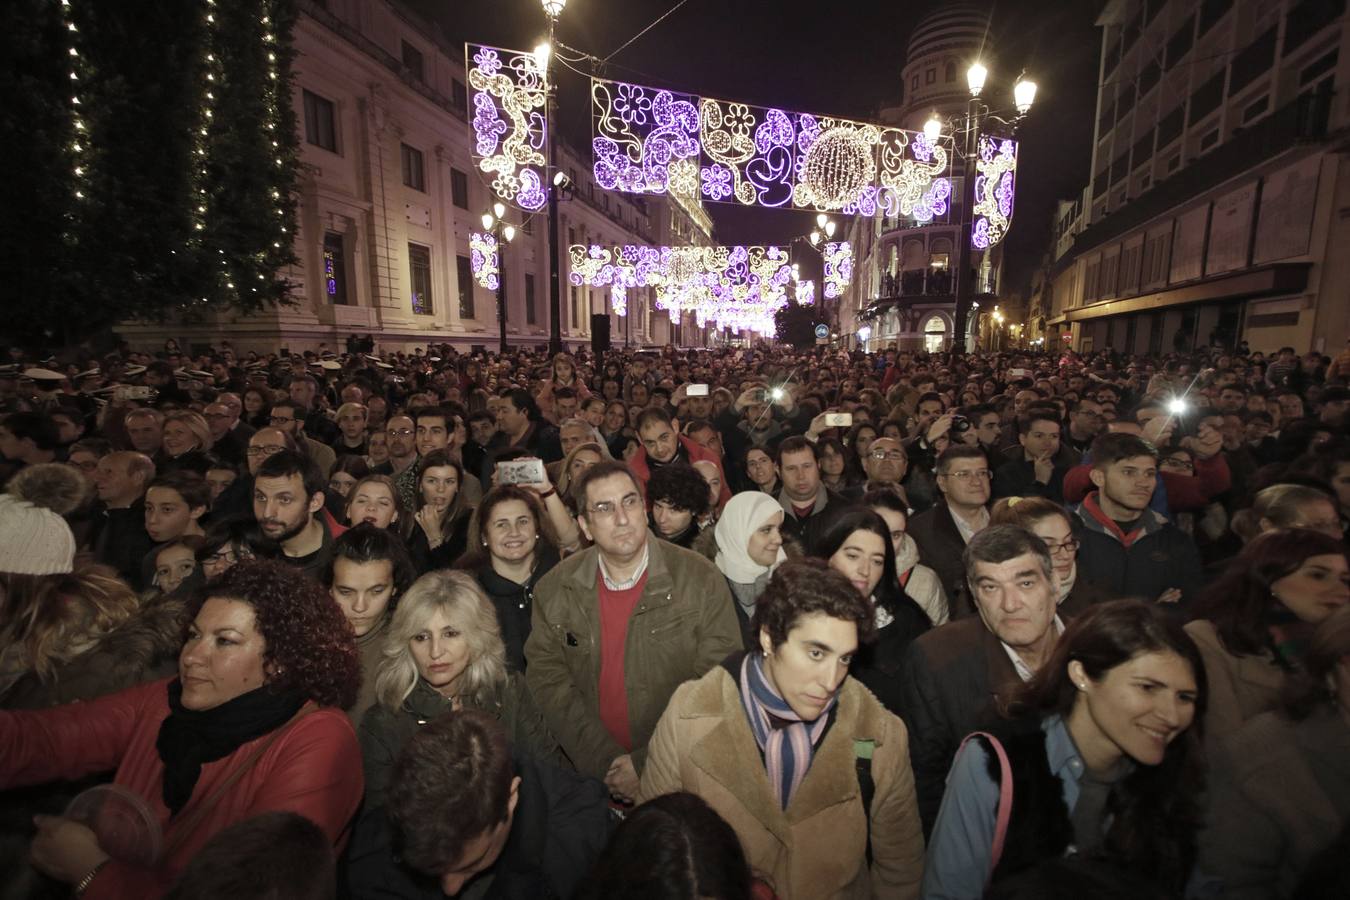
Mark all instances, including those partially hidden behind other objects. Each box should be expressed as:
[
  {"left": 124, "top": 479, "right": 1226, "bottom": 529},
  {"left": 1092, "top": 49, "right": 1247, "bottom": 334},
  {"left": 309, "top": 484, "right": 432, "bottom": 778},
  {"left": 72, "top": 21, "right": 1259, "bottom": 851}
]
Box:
[
  {"left": 591, "top": 76, "right": 955, "bottom": 219},
  {"left": 469, "top": 232, "right": 499, "bottom": 290},
  {"left": 971, "top": 136, "right": 1018, "bottom": 250},
  {"left": 822, "top": 242, "right": 853, "bottom": 299},
  {"left": 466, "top": 44, "right": 549, "bottom": 212},
  {"left": 323, "top": 248, "right": 337, "bottom": 296}
]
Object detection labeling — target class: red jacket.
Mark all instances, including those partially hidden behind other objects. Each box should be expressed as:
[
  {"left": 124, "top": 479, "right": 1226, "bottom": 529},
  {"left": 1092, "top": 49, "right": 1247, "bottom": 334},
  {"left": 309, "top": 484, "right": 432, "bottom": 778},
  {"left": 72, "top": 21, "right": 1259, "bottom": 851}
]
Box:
[
  {"left": 0, "top": 678, "right": 362, "bottom": 899},
  {"left": 628, "top": 435, "right": 733, "bottom": 509}
]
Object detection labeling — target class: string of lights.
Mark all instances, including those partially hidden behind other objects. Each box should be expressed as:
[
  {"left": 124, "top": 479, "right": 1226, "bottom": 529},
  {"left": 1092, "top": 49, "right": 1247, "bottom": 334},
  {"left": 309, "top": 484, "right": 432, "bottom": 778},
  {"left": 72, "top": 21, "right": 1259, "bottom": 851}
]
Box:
[{"left": 58, "top": 0, "right": 88, "bottom": 208}]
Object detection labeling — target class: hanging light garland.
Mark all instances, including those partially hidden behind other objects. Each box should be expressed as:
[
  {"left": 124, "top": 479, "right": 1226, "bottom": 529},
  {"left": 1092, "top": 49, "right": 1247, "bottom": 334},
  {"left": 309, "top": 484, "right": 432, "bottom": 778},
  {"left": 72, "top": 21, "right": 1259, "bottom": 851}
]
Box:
[
  {"left": 59, "top": 0, "right": 88, "bottom": 207},
  {"left": 469, "top": 232, "right": 500, "bottom": 289},
  {"left": 822, "top": 241, "right": 853, "bottom": 299}
]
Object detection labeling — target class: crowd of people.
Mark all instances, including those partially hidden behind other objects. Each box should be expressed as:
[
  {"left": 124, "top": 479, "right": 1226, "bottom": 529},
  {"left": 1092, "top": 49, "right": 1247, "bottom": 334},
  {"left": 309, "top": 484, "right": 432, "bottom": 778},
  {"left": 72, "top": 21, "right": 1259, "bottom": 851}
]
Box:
[{"left": 1, "top": 335, "right": 1348, "bottom": 899}]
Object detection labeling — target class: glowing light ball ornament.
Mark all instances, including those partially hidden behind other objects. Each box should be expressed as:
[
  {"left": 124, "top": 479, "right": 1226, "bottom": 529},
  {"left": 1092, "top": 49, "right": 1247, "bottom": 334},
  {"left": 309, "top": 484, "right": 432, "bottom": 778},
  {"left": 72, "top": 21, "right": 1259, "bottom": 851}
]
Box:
[
  {"left": 469, "top": 232, "right": 499, "bottom": 290},
  {"left": 798, "top": 125, "right": 876, "bottom": 209},
  {"left": 467, "top": 44, "right": 549, "bottom": 212}
]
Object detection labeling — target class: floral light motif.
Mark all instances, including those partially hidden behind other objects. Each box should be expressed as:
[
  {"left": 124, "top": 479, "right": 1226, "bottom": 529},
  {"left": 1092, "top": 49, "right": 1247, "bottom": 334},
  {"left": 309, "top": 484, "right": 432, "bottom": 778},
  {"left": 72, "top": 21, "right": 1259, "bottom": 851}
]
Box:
[
  {"left": 795, "top": 279, "right": 815, "bottom": 306},
  {"left": 823, "top": 242, "right": 853, "bottom": 299},
  {"left": 590, "top": 77, "right": 958, "bottom": 217},
  {"left": 469, "top": 232, "right": 499, "bottom": 290},
  {"left": 467, "top": 44, "right": 548, "bottom": 212},
  {"left": 971, "top": 136, "right": 1018, "bottom": 250}
]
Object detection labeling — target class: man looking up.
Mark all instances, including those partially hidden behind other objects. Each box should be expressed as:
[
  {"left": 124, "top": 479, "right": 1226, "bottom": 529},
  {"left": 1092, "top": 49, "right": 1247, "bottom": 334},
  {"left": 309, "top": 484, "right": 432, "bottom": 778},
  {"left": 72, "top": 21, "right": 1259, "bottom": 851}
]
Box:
[
  {"left": 909, "top": 445, "right": 992, "bottom": 618},
  {"left": 253, "top": 449, "right": 343, "bottom": 579},
  {"left": 899, "top": 526, "right": 1063, "bottom": 835},
  {"left": 526, "top": 460, "right": 740, "bottom": 803},
  {"left": 1072, "top": 432, "right": 1202, "bottom": 609}
]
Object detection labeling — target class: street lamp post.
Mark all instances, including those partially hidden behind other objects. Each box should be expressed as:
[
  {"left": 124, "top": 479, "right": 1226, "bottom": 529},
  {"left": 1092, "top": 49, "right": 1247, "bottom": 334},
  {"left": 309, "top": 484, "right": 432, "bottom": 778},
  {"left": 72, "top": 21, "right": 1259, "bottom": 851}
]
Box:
[
  {"left": 540, "top": 0, "right": 567, "bottom": 355},
  {"left": 481, "top": 204, "right": 516, "bottom": 354},
  {"left": 932, "top": 63, "right": 1036, "bottom": 354}
]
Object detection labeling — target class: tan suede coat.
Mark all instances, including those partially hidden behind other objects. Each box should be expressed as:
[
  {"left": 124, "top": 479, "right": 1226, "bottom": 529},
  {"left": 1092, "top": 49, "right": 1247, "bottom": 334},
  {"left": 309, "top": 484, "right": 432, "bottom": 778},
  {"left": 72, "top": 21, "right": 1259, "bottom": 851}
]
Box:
[{"left": 638, "top": 663, "right": 924, "bottom": 900}]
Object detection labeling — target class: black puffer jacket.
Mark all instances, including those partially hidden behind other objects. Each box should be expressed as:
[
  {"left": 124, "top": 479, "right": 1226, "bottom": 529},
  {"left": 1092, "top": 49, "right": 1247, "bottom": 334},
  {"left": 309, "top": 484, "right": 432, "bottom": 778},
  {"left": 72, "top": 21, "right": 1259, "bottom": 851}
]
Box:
[{"left": 473, "top": 546, "right": 560, "bottom": 673}]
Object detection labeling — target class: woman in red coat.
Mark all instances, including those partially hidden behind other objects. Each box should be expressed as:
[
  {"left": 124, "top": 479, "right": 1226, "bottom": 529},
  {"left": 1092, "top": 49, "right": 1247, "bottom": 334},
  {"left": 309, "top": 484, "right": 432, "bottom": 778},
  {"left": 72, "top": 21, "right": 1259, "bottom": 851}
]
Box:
[{"left": 0, "top": 560, "right": 364, "bottom": 899}]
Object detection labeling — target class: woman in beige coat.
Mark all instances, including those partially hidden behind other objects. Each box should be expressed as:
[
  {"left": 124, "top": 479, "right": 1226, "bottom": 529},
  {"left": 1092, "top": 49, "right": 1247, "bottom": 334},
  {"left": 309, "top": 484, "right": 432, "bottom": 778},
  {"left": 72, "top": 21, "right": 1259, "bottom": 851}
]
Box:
[
  {"left": 1184, "top": 529, "right": 1349, "bottom": 752},
  {"left": 638, "top": 559, "right": 924, "bottom": 900}
]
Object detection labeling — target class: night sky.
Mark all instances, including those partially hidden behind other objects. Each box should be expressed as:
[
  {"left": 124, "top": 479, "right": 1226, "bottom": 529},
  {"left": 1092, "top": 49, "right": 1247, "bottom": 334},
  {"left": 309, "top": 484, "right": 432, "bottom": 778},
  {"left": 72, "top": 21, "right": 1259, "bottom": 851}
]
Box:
[{"left": 414, "top": 0, "right": 1104, "bottom": 295}]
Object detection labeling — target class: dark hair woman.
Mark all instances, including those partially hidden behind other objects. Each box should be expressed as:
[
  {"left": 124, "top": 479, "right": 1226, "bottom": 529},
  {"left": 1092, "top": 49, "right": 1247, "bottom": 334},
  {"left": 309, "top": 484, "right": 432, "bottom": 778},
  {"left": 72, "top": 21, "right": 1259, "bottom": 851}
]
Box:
[
  {"left": 637, "top": 559, "right": 924, "bottom": 900},
  {"left": 456, "top": 485, "right": 560, "bottom": 672},
  {"left": 241, "top": 387, "right": 273, "bottom": 431},
  {"left": 817, "top": 436, "right": 863, "bottom": 493},
  {"left": 0, "top": 560, "right": 363, "bottom": 898},
  {"left": 809, "top": 508, "right": 931, "bottom": 715},
  {"left": 1186, "top": 528, "right": 1349, "bottom": 752},
  {"left": 924, "top": 599, "right": 1206, "bottom": 897},
  {"left": 407, "top": 450, "right": 474, "bottom": 572},
  {"left": 1197, "top": 605, "right": 1350, "bottom": 897}
]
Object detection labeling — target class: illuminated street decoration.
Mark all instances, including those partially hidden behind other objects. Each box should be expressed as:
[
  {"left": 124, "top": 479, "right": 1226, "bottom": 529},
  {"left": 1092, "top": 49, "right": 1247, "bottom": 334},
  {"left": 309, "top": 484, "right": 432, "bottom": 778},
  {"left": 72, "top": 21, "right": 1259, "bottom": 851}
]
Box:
[
  {"left": 469, "top": 232, "right": 499, "bottom": 290},
  {"left": 591, "top": 76, "right": 955, "bottom": 217},
  {"left": 822, "top": 242, "right": 852, "bottom": 299},
  {"left": 795, "top": 279, "right": 815, "bottom": 306},
  {"left": 568, "top": 243, "right": 790, "bottom": 332},
  {"left": 971, "top": 136, "right": 1017, "bottom": 250},
  {"left": 467, "top": 44, "right": 548, "bottom": 212}
]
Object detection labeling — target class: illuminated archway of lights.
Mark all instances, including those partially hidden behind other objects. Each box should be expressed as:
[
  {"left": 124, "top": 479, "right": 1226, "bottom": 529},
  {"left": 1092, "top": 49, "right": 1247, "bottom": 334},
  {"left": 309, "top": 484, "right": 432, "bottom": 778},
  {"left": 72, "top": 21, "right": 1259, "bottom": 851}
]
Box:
[
  {"left": 469, "top": 232, "right": 499, "bottom": 290},
  {"left": 467, "top": 44, "right": 548, "bottom": 212},
  {"left": 822, "top": 242, "right": 853, "bottom": 299},
  {"left": 568, "top": 244, "right": 790, "bottom": 333},
  {"left": 972, "top": 136, "right": 1018, "bottom": 250},
  {"left": 592, "top": 76, "right": 957, "bottom": 218}
]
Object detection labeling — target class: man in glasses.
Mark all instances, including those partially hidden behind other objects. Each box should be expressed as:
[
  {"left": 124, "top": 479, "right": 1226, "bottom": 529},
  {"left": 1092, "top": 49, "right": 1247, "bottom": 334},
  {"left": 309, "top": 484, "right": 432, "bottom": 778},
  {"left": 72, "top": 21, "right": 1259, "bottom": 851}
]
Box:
[
  {"left": 909, "top": 445, "right": 993, "bottom": 619},
  {"left": 266, "top": 399, "right": 335, "bottom": 479},
  {"left": 526, "top": 460, "right": 739, "bottom": 806}
]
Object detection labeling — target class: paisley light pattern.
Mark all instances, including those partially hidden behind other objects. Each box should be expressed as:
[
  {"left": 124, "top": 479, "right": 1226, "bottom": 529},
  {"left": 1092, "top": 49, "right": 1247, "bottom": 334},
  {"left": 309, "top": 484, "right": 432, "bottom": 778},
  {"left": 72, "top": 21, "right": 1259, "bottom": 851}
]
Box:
[
  {"left": 822, "top": 242, "right": 853, "bottom": 299},
  {"left": 469, "top": 232, "right": 499, "bottom": 290},
  {"left": 590, "top": 77, "right": 956, "bottom": 218},
  {"left": 467, "top": 44, "right": 549, "bottom": 212},
  {"left": 971, "top": 136, "right": 1018, "bottom": 249}
]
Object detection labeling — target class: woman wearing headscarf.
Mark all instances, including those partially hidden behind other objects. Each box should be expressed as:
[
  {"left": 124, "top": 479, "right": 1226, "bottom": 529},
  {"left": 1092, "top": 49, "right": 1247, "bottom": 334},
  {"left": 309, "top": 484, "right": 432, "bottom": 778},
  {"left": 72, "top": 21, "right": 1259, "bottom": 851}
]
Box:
[{"left": 692, "top": 492, "right": 788, "bottom": 649}]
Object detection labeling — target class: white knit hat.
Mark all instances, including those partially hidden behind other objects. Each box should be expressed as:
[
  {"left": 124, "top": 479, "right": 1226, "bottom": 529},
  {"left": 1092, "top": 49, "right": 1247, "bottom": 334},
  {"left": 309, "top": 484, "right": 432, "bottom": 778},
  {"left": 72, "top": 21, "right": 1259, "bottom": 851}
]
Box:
[{"left": 0, "top": 494, "right": 76, "bottom": 575}]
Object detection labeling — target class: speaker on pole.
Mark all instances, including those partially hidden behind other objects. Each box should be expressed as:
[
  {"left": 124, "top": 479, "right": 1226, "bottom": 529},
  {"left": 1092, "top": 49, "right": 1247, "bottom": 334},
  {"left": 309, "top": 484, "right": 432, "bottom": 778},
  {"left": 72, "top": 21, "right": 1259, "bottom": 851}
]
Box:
[{"left": 591, "top": 313, "right": 611, "bottom": 353}]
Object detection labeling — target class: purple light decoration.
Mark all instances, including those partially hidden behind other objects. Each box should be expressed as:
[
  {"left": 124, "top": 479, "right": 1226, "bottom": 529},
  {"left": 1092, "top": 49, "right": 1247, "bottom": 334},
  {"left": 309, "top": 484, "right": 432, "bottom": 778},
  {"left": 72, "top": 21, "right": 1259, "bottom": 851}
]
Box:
[
  {"left": 971, "top": 135, "right": 1018, "bottom": 250},
  {"left": 913, "top": 177, "right": 952, "bottom": 223},
  {"left": 823, "top": 242, "right": 853, "bottom": 299},
  {"left": 323, "top": 249, "right": 337, "bottom": 296},
  {"left": 467, "top": 43, "right": 548, "bottom": 213},
  {"left": 589, "top": 76, "right": 954, "bottom": 216},
  {"left": 469, "top": 232, "right": 500, "bottom": 290}
]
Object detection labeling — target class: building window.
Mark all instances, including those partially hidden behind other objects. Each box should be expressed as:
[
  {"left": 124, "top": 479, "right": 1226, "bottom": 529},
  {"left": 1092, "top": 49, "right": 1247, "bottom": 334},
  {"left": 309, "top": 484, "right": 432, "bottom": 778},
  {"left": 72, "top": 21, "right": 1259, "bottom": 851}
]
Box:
[
  {"left": 451, "top": 78, "right": 467, "bottom": 113},
  {"left": 401, "top": 143, "right": 425, "bottom": 192},
  {"left": 521, "top": 216, "right": 533, "bottom": 235},
  {"left": 911, "top": 74, "right": 919, "bottom": 91},
  {"left": 457, "top": 254, "right": 475, "bottom": 319},
  {"left": 451, "top": 167, "right": 469, "bottom": 209},
  {"left": 408, "top": 244, "right": 433, "bottom": 315},
  {"left": 1242, "top": 95, "right": 1269, "bottom": 123},
  {"left": 945, "top": 61, "right": 956, "bottom": 82},
  {"left": 302, "top": 90, "right": 337, "bottom": 152},
  {"left": 323, "top": 232, "right": 348, "bottom": 305},
  {"left": 1198, "top": 128, "right": 1220, "bottom": 152},
  {"left": 525, "top": 273, "right": 537, "bottom": 325},
  {"left": 401, "top": 40, "right": 424, "bottom": 82},
  {"left": 922, "top": 315, "right": 946, "bottom": 353},
  {"left": 926, "top": 68, "right": 936, "bottom": 84}
]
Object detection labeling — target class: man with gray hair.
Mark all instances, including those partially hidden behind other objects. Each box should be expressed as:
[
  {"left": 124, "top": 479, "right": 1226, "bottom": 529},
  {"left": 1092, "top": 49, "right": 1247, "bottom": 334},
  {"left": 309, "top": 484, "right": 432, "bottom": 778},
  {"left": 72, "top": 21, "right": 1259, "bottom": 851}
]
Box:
[{"left": 896, "top": 524, "right": 1064, "bottom": 835}]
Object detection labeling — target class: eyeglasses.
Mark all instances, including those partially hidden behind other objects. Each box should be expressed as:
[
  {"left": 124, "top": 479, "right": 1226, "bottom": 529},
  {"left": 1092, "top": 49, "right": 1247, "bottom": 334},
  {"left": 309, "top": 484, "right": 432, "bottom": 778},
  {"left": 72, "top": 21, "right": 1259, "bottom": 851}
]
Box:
[
  {"left": 246, "top": 445, "right": 286, "bottom": 457},
  {"left": 588, "top": 494, "right": 643, "bottom": 518},
  {"left": 268, "top": 415, "right": 294, "bottom": 424},
  {"left": 940, "top": 468, "right": 992, "bottom": 481},
  {"left": 870, "top": 450, "right": 908, "bottom": 461},
  {"left": 387, "top": 427, "right": 414, "bottom": 437},
  {"left": 1044, "top": 537, "right": 1081, "bottom": 556}
]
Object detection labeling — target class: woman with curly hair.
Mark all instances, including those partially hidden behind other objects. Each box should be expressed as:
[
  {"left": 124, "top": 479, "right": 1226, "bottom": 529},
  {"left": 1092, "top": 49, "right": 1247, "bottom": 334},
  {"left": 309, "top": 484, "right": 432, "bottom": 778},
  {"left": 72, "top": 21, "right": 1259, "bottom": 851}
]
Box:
[
  {"left": 0, "top": 560, "right": 364, "bottom": 899},
  {"left": 924, "top": 599, "right": 1206, "bottom": 898},
  {"left": 356, "top": 570, "right": 561, "bottom": 810}
]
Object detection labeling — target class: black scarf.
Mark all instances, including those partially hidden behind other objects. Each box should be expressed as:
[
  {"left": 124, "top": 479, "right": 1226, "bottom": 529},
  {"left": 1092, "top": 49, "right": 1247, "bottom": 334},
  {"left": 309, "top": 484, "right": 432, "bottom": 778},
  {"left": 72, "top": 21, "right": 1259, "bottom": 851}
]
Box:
[{"left": 155, "top": 678, "right": 306, "bottom": 814}]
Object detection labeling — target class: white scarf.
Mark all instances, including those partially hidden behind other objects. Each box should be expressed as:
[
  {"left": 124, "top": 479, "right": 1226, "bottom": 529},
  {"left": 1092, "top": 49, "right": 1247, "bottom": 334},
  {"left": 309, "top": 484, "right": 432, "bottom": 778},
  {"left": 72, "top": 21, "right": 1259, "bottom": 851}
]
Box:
[{"left": 715, "top": 492, "right": 787, "bottom": 583}]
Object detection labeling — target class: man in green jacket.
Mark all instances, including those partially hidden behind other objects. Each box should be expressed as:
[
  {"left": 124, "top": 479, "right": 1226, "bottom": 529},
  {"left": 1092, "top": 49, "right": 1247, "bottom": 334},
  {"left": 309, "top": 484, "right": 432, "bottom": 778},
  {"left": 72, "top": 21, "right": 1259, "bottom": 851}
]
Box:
[{"left": 525, "top": 459, "right": 741, "bottom": 803}]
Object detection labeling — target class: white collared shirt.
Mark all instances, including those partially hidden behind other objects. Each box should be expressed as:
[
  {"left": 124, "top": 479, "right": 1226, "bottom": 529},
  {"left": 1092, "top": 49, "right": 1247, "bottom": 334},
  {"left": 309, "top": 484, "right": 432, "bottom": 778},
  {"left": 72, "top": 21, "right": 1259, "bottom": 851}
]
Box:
[
  {"left": 1002, "top": 615, "right": 1066, "bottom": 682},
  {"left": 597, "top": 539, "right": 651, "bottom": 591},
  {"left": 950, "top": 503, "right": 990, "bottom": 544}
]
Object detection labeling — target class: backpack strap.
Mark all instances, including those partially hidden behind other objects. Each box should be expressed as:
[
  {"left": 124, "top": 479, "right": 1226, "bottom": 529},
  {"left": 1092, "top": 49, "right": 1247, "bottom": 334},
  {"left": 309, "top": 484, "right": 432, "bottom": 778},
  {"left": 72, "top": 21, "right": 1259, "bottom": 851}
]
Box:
[
  {"left": 854, "top": 739, "right": 875, "bottom": 867},
  {"left": 958, "top": 730, "right": 1013, "bottom": 884}
]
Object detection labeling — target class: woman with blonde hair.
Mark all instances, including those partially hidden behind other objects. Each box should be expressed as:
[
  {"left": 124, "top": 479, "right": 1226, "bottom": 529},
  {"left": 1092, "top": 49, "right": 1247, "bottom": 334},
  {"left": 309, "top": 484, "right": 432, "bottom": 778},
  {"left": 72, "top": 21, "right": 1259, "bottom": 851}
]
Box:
[
  {"left": 1230, "top": 483, "right": 1344, "bottom": 543},
  {"left": 160, "top": 410, "right": 214, "bottom": 475},
  {"left": 556, "top": 441, "right": 607, "bottom": 511},
  {"left": 356, "top": 570, "right": 562, "bottom": 808}
]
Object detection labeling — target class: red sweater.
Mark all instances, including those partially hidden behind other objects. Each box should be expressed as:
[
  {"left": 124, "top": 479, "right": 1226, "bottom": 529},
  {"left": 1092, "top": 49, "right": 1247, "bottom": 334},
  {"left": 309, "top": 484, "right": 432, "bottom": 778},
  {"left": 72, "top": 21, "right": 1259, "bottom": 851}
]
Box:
[
  {"left": 0, "top": 678, "right": 363, "bottom": 899},
  {"left": 596, "top": 571, "right": 648, "bottom": 752},
  {"left": 628, "top": 435, "right": 733, "bottom": 509}
]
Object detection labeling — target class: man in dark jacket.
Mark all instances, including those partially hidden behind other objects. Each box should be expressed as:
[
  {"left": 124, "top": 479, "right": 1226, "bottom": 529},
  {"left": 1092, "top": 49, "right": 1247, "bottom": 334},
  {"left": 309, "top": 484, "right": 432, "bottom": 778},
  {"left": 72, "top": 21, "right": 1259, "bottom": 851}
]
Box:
[
  {"left": 91, "top": 451, "right": 156, "bottom": 589},
  {"left": 775, "top": 436, "right": 849, "bottom": 550},
  {"left": 1071, "top": 432, "right": 1203, "bottom": 610},
  {"left": 908, "top": 445, "right": 992, "bottom": 619},
  {"left": 990, "top": 410, "right": 1070, "bottom": 503},
  {"left": 483, "top": 389, "right": 562, "bottom": 485},
  {"left": 898, "top": 525, "right": 1062, "bottom": 836},
  {"left": 346, "top": 710, "right": 613, "bottom": 899}
]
